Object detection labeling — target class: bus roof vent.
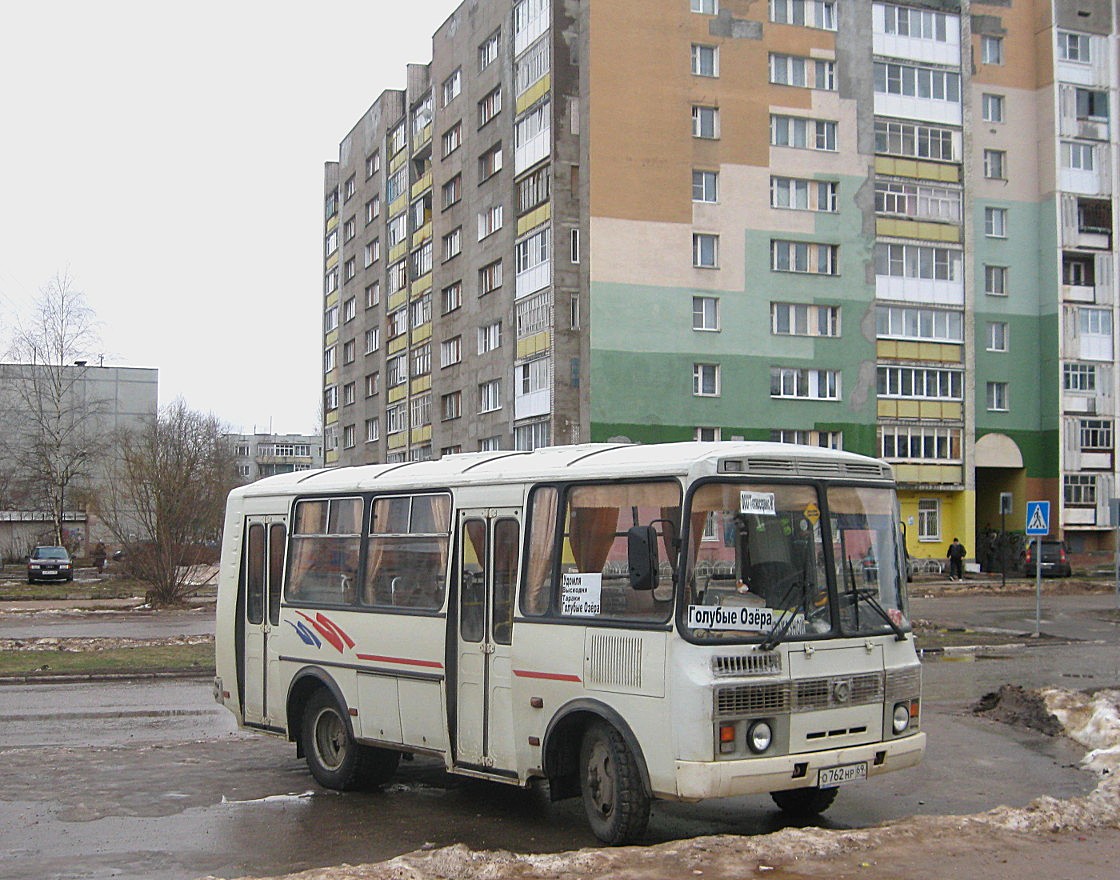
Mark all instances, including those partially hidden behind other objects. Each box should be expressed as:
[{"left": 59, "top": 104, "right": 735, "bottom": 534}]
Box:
[
  {"left": 713, "top": 653, "right": 782, "bottom": 677},
  {"left": 794, "top": 460, "right": 845, "bottom": 478},
  {"left": 742, "top": 458, "right": 797, "bottom": 476},
  {"left": 842, "top": 461, "right": 891, "bottom": 479}
]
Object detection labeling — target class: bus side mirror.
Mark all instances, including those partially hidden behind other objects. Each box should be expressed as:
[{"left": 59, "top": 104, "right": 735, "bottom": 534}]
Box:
[{"left": 627, "top": 525, "right": 659, "bottom": 591}]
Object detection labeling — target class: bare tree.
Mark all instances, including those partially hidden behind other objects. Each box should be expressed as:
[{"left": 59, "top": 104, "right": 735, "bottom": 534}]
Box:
[
  {"left": 99, "top": 399, "right": 240, "bottom": 605},
  {"left": 4, "top": 273, "right": 110, "bottom": 546}
]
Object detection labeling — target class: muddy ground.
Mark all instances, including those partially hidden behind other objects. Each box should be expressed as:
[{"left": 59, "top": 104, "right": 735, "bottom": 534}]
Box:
[{"left": 200, "top": 687, "right": 1120, "bottom": 880}]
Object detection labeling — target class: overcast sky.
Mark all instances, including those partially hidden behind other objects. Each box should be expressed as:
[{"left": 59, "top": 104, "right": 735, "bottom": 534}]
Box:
[{"left": 0, "top": 1, "right": 459, "bottom": 435}]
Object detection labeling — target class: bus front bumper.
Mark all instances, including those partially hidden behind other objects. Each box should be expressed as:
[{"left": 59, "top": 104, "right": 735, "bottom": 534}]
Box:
[{"left": 673, "top": 732, "right": 926, "bottom": 800}]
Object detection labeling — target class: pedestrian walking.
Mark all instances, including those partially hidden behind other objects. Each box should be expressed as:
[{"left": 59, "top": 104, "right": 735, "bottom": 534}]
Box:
[
  {"left": 92, "top": 540, "right": 107, "bottom": 574},
  {"left": 947, "top": 537, "right": 966, "bottom": 581}
]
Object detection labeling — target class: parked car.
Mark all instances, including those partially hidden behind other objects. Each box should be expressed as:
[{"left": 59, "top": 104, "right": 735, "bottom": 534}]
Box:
[
  {"left": 1022, "top": 540, "right": 1072, "bottom": 577},
  {"left": 27, "top": 545, "right": 74, "bottom": 583}
]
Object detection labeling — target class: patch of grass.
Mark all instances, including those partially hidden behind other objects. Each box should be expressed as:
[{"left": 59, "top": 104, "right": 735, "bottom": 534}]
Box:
[
  {"left": 0, "top": 642, "right": 215, "bottom": 678},
  {"left": 0, "top": 578, "right": 148, "bottom": 601}
]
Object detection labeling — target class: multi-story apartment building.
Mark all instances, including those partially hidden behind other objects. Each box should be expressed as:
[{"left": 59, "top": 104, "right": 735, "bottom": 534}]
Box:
[
  {"left": 229, "top": 433, "right": 324, "bottom": 482},
  {"left": 321, "top": 0, "right": 1118, "bottom": 562}
]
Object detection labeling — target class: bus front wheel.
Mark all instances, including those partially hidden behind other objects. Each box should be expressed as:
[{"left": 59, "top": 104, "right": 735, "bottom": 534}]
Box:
[
  {"left": 579, "top": 721, "right": 650, "bottom": 845},
  {"left": 770, "top": 785, "right": 839, "bottom": 817}
]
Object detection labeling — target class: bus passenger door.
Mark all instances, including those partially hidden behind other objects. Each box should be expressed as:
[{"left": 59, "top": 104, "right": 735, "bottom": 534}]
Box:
[
  {"left": 455, "top": 509, "right": 520, "bottom": 773},
  {"left": 241, "top": 518, "right": 287, "bottom": 728}
]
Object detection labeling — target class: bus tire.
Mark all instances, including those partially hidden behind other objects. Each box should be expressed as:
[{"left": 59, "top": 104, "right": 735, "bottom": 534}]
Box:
[
  {"left": 302, "top": 689, "right": 366, "bottom": 791},
  {"left": 770, "top": 786, "right": 838, "bottom": 817},
  {"left": 579, "top": 720, "right": 650, "bottom": 845}
]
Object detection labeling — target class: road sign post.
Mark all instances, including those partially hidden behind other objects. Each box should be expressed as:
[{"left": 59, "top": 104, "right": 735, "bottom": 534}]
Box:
[{"left": 1025, "top": 501, "right": 1051, "bottom": 637}]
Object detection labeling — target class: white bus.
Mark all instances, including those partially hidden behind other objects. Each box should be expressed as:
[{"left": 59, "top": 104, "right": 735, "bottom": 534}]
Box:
[{"left": 214, "top": 442, "right": 925, "bottom": 843}]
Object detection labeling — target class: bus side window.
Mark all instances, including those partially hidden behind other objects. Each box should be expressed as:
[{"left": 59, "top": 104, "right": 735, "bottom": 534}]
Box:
[{"left": 521, "top": 486, "right": 558, "bottom": 616}]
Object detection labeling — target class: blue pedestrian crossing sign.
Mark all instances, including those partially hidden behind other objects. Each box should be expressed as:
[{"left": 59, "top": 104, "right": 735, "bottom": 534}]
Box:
[{"left": 1025, "top": 501, "right": 1050, "bottom": 536}]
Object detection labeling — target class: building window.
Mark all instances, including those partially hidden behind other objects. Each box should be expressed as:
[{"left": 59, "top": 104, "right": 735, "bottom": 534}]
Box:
[
  {"left": 479, "top": 30, "right": 500, "bottom": 70},
  {"left": 981, "top": 34, "right": 1003, "bottom": 65},
  {"left": 479, "top": 144, "right": 503, "bottom": 181},
  {"left": 515, "top": 37, "right": 550, "bottom": 96},
  {"left": 874, "top": 180, "right": 960, "bottom": 223},
  {"left": 441, "top": 122, "right": 462, "bottom": 158},
  {"left": 440, "top": 336, "right": 462, "bottom": 368},
  {"left": 984, "top": 265, "right": 1008, "bottom": 296},
  {"left": 877, "top": 366, "right": 962, "bottom": 400},
  {"left": 691, "top": 0, "right": 718, "bottom": 12},
  {"left": 388, "top": 122, "right": 406, "bottom": 155},
  {"left": 917, "top": 499, "right": 940, "bottom": 541},
  {"left": 881, "top": 2, "right": 950, "bottom": 40},
  {"left": 772, "top": 303, "right": 840, "bottom": 336},
  {"left": 771, "top": 115, "right": 837, "bottom": 151},
  {"left": 517, "top": 166, "right": 551, "bottom": 215},
  {"left": 388, "top": 261, "right": 407, "bottom": 293},
  {"left": 479, "top": 260, "right": 503, "bottom": 296},
  {"left": 343, "top": 382, "right": 356, "bottom": 406},
  {"left": 770, "top": 367, "right": 841, "bottom": 400},
  {"left": 1064, "top": 362, "right": 1096, "bottom": 392},
  {"left": 478, "top": 321, "right": 502, "bottom": 354},
  {"left": 874, "top": 62, "right": 960, "bottom": 102},
  {"left": 344, "top": 175, "right": 355, "bottom": 201},
  {"left": 387, "top": 307, "right": 407, "bottom": 340},
  {"left": 1080, "top": 419, "right": 1112, "bottom": 450},
  {"left": 517, "top": 357, "right": 551, "bottom": 396},
  {"left": 344, "top": 258, "right": 356, "bottom": 281},
  {"left": 478, "top": 86, "right": 502, "bottom": 127},
  {"left": 770, "top": 54, "right": 836, "bottom": 90},
  {"left": 411, "top": 240, "right": 433, "bottom": 278},
  {"left": 874, "top": 119, "right": 955, "bottom": 161},
  {"left": 986, "top": 381, "right": 1009, "bottom": 412},
  {"left": 343, "top": 298, "right": 356, "bottom": 324},
  {"left": 442, "top": 281, "right": 462, "bottom": 314},
  {"left": 442, "top": 174, "right": 462, "bottom": 209},
  {"left": 324, "top": 384, "right": 337, "bottom": 412},
  {"left": 366, "top": 151, "right": 380, "bottom": 178},
  {"left": 983, "top": 207, "right": 1008, "bottom": 238},
  {"left": 364, "top": 240, "right": 379, "bottom": 268},
  {"left": 982, "top": 93, "right": 1004, "bottom": 123},
  {"left": 411, "top": 343, "right": 431, "bottom": 378},
  {"left": 324, "top": 270, "right": 338, "bottom": 295},
  {"left": 692, "top": 105, "right": 720, "bottom": 139},
  {"left": 570, "top": 228, "right": 580, "bottom": 264},
  {"left": 771, "top": 0, "right": 836, "bottom": 29},
  {"left": 1064, "top": 474, "right": 1096, "bottom": 506},
  {"left": 479, "top": 436, "right": 502, "bottom": 452},
  {"left": 693, "top": 170, "right": 718, "bottom": 203},
  {"left": 442, "top": 69, "right": 461, "bottom": 106},
  {"left": 364, "top": 282, "right": 379, "bottom": 309},
  {"left": 1062, "top": 141, "right": 1095, "bottom": 171},
  {"left": 364, "top": 327, "right": 381, "bottom": 355},
  {"left": 692, "top": 296, "right": 719, "bottom": 331},
  {"left": 441, "top": 391, "right": 462, "bottom": 421},
  {"left": 983, "top": 149, "right": 1006, "bottom": 179},
  {"left": 386, "top": 353, "right": 407, "bottom": 388},
  {"left": 881, "top": 425, "right": 961, "bottom": 462},
  {"left": 343, "top": 425, "right": 355, "bottom": 449},
  {"left": 771, "top": 177, "right": 838, "bottom": 212},
  {"left": 693, "top": 363, "right": 720, "bottom": 396},
  {"left": 325, "top": 230, "right": 338, "bottom": 256},
  {"left": 479, "top": 379, "right": 503, "bottom": 413},
  {"left": 386, "top": 167, "right": 407, "bottom": 203},
  {"left": 771, "top": 240, "right": 838, "bottom": 275},
  {"left": 443, "top": 227, "right": 462, "bottom": 261},
  {"left": 771, "top": 429, "right": 842, "bottom": 449},
  {"left": 876, "top": 305, "right": 963, "bottom": 343},
  {"left": 365, "top": 418, "right": 380, "bottom": 442},
  {"left": 695, "top": 427, "right": 722, "bottom": 442},
  {"left": 691, "top": 44, "right": 719, "bottom": 77},
  {"left": 387, "top": 213, "right": 407, "bottom": 248},
  {"left": 516, "top": 290, "right": 552, "bottom": 337},
  {"left": 477, "top": 204, "right": 503, "bottom": 239},
  {"left": 1058, "top": 31, "right": 1091, "bottom": 63},
  {"left": 410, "top": 294, "right": 432, "bottom": 330},
  {"left": 324, "top": 305, "right": 338, "bottom": 333},
  {"left": 365, "top": 372, "right": 379, "bottom": 397},
  {"left": 515, "top": 420, "right": 550, "bottom": 451},
  {"left": 1075, "top": 88, "right": 1108, "bottom": 121},
  {"left": 692, "top": 233, "right": 719, "bottom": 268},
  {"left": 344, "top": 217, "right": 356, "bottom": 241},
  {"left": 986, "top": 321, "right": 1009, "bottom": 352}
]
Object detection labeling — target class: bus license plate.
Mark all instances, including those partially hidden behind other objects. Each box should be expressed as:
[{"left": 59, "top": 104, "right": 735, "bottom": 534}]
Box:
[{"left": 818, "top": 762, "right": 867, "bottom": 788}]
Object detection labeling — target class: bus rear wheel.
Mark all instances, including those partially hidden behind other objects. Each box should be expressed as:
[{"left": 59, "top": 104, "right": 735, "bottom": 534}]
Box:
[
  {"left": 579, "top": 721, "right": 650, "bottom": 845},
  {"left": 302, "top": 690, "right": 401, "bottom": 790},
  {"left": 770, "top": 786, "right": 839, "bottom": 818}
]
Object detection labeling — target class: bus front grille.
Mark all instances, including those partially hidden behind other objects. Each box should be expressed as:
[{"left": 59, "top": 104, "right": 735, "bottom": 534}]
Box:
[
  {"left": 715, "top": 682, "right": 791, "bottom": 716},
  {"left": 712, "top": 653, "right": 782, "bottom": 678},
  {"left": 716, "top": 671, "right": 886, "bottom": 718}
]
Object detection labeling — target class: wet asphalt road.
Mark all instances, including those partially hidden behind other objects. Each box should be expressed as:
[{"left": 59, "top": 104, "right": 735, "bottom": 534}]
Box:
[{"left": 0, "top": 592, "right": 1116, "bottom": 880}]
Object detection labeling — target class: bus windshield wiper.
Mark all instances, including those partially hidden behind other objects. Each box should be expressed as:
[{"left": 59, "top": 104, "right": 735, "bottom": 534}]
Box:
[
  {"left": 758, "top": 571, "right": 806, "bottom": 652},
  {"left": 849, "top": 573, "right": 907, "bottom": 642}
]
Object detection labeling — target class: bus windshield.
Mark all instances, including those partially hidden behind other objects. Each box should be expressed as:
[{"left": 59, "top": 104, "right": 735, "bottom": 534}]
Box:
[{"left": 683, "top": 481, "right": 908, "bottom": 643}]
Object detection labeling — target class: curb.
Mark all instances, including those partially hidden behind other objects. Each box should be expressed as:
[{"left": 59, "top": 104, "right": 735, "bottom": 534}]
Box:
[{"left": 0, "top": 669, "right": 215, "bottom": 686}]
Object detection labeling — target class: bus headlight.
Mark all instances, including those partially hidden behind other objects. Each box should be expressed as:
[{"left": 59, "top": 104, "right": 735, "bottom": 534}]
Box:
[
  {"left": 892, "top": 703, "right": 911, "bottom": 734},
  {"left": 747, "top": 720, "right": 773, "bottom": 754}
]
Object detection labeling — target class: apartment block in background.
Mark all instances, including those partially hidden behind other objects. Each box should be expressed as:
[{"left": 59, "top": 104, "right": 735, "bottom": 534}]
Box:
[{"left": 321, "top": 0, "right": 1119, "bottom": 562}]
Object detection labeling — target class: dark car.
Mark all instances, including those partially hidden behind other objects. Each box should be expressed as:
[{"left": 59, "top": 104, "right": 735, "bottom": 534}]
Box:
[
  {"left": 27, "top": 545, "right": 74, "bottom": 583},
  {"left": 1022, "top": 540, "right": 1072, "bottom": 577}
]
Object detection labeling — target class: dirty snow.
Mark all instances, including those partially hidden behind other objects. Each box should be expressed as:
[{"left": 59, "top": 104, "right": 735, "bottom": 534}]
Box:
[{"left": 199, "top": 687, "right": 1120, "bottom": 880}]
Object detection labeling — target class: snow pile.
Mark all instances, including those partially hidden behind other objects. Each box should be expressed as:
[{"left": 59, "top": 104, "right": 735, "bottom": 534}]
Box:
[{"left": 1043, "top": 687, "right": 1120, "bottom": 781}]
